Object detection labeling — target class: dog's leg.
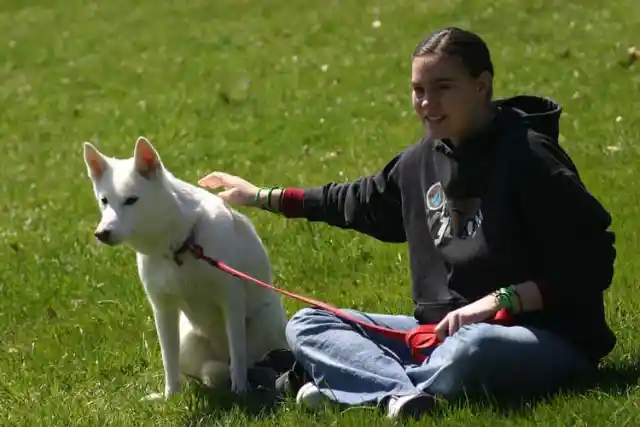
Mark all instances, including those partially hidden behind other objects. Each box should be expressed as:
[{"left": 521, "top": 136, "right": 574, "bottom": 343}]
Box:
[
  {"left": 223, "top": 278, "right": 249, "bottom": 394},
  {"left": 144, "top": 297, "right": 181, "bottom": 401},
  {"left": 179, "top": 315, "right": 230, "bottom": 387}
]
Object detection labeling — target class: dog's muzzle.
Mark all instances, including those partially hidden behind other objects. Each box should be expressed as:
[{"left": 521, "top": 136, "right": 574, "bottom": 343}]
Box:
[{"left": 94, "top": 229, "right": 115, "bottom": 245}]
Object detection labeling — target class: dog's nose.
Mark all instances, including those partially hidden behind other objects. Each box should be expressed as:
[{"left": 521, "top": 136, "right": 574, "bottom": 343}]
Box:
[{"left": 94, "top": 229, "right": 112, "bottom": 243}]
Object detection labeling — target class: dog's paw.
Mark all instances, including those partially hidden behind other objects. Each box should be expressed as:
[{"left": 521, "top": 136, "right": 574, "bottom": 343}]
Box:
[
  {"left": 141, "top": 385, "right": 180, "bottom": 402},
  {"left": 230, "top": 370, "right": 249, "bottom": 394},
  {"left": 200, "top": 361, "right": 229, "bottom": 388},
  {"left": 231, "top": 380, "right": 249, "bottom": 394},
  {"left": 141, "top": 392, "right": 165, "bottom": 402}
]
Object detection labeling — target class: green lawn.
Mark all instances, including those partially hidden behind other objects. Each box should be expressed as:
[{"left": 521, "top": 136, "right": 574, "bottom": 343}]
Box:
[{"left": 1, "top": 0, "right": 639, "bottom": 425}]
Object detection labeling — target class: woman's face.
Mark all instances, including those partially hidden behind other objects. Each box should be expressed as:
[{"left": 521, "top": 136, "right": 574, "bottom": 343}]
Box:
[{"left": 411, "top": 53, "right": 492, "bottom": 143}]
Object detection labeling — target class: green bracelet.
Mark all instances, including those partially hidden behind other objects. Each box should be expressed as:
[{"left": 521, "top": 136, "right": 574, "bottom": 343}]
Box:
[
  {"left": 266, "top": 187, "right": 275, "bottom": 210},
  {"left": 493, "top": 285, "right": 518, "bottom": 313},
  {"left": 256, "top": 186, "right": 284, "bottom": 211}
]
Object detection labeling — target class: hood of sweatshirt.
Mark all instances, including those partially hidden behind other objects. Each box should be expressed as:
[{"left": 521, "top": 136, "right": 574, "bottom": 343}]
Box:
[{"left": 433, "top": 95, "right": 562, "bottom": 159}]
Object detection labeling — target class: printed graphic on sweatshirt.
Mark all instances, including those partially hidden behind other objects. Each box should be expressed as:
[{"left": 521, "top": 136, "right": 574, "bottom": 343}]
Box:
[{"left": 425, "top": 182, "right": 483, "bottom": 246}]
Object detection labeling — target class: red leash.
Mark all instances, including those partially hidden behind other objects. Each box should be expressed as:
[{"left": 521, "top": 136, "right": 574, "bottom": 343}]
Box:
[{"left": 183, "top": 242, "right": 512, "bottom": 363}]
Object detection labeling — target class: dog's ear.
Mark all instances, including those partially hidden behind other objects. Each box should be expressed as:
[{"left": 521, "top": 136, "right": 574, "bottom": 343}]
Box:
[
  {"left": 83, "top": 142, "right": 109, "bottom": 181},
  {"left": 133, "top": 136, "right": 163, "bottom": 179}
]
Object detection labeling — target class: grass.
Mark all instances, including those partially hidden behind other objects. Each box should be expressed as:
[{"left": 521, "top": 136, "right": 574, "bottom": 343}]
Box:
[{"left": 1, "top": 0, "right": 639, "bottom": 425}]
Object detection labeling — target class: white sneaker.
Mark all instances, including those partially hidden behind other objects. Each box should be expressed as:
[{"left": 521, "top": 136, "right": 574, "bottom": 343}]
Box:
[
  {"left": 295, "top": 382, "right": 328, "bottom": 409},
  {"left": 387, "top": 393, "right": 436, "bottom": 420}
]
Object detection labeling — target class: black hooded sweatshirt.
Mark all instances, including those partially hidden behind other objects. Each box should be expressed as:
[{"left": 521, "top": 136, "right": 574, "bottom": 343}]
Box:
[{"left": 280, "top": 95, "right": 617, "bottom": 363}]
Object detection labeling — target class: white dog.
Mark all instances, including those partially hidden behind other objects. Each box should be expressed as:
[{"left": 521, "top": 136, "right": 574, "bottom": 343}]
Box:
[{"left": 82, "top": 136, "right": 289, "bottom": 400}]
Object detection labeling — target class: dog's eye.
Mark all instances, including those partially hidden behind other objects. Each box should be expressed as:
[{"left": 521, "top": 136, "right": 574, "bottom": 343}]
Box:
[
  {"left": 100, "top": 197, "right": 108, "bottom": 205},
  {"left": 124, "top": 196, "right": 139, "bottom": 206}
]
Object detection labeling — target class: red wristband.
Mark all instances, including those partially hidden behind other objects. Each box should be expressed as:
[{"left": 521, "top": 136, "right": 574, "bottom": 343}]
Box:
[{"left": 280, "top": 188, "right": 305, "bottom": 218}]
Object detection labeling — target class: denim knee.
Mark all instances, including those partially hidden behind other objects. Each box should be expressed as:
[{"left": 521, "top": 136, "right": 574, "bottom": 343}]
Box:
[
  {"left": 423, "top": 323, "right": 512, "bottom": 398},
  {"left": 438, "top": 323, "right": 501, "bottom": 363},
  {"left": 285, "top": 307, "right": 333, "bottom": 349}
]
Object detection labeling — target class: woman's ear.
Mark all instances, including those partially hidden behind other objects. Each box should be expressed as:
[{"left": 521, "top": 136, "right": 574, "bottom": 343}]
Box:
[{"left": 476, "top": 70, "right": 493, "bottom": 99}]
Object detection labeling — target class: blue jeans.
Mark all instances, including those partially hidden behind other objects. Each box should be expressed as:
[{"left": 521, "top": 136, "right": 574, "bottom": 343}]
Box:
[{"left": 285, "top": 307, "right": 595, "bottom": 406}]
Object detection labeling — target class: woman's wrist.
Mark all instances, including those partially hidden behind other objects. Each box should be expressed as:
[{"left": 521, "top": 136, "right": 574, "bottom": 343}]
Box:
[
  {"left": 254, "top": 186, "right": 285, "bottom": 212},
  {"left": 490, "top": 280, "right": 544, "bottom": 315},
  {"left": 491, "top": 285, "right": 522, "bottom": 314},
  {"left": 512, "top": 280, "right": 544, "bottom": 312}
]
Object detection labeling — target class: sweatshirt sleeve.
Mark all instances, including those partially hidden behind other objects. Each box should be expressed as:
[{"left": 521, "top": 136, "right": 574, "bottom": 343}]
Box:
[
  {"left": 279, "top": 153, "right": 406, "bottom": 243},
  {"left": 516, "top": 135, "right": 616, "bottom": 309}
]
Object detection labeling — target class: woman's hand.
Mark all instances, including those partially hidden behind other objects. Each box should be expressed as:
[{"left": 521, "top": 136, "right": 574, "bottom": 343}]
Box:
[
  {"left": 198, "top": 172, "right": 260, "bottom": 207},
  {"left": 434, "top": 293, "right": 499, "bottom": 341},
  {"left": 433, "top": 281, "right": 540, "bottom": 341}
]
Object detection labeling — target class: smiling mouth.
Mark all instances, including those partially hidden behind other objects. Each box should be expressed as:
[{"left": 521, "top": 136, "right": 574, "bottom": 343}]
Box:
[{"left": 425, "top": 115, "right": 446, "bottom": 124}]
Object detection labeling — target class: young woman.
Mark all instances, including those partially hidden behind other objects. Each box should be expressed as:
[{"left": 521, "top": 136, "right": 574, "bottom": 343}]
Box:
[{"left": 198, "top": 27, "right": 617, "bottom": 420}]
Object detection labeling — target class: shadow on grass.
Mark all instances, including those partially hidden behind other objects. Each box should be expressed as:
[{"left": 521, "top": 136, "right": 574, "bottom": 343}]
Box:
[
  {"left": 178, "top": 366, "right": 290, "bottom": 426},
  {"left": 448, "top": 360, "right": 640, "bottom": 417},
  {"left": 589, "top": 361, "right": 640, "bottom": 395},
  {"left": 176, "top": 360, "right": 640, "bottom": 424},
  {"left": 182, "top": 386, "right": 282, "bottom": 424}
]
